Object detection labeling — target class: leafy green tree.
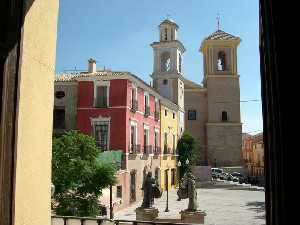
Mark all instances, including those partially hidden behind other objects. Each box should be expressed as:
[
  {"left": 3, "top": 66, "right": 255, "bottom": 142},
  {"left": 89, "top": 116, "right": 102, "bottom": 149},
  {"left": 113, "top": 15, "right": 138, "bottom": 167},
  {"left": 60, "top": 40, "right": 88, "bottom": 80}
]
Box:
[
  {"left": 52, "top": 130, "right": 117, "bottom": 216},
  {"left": 177, "top": 131, "right": 198, "bottom": 178}
]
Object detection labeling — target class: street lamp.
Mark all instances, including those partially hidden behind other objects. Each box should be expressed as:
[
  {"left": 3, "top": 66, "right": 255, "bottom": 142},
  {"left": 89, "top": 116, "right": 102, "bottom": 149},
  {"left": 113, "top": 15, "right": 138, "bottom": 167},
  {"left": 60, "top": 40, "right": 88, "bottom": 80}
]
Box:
[
  {"left": 177, "top": 160, "right": 182, "bottom": 182},
  {"left": 185, "top": 158, "right": 189, "bottom": 165},
  {"left": 165, "top": 164, "right": 170, "bottom": 212},
  {"left": 185, "top": 158, "right": 190, "bottom": 173}
]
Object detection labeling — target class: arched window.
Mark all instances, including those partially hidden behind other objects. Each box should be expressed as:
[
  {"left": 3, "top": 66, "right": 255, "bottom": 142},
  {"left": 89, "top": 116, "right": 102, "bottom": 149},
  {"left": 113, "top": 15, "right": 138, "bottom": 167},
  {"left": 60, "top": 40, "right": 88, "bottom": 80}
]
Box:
[
  {"left": 221, "top": 111, "right": 228, "bottom": 122},
  {"left": 179, "top": 54, "right": 182, "bottom": 73},
  {"left": 165, "top": 28, "right": 168, "bottom": 40},
  {"left": 217, "top": 51, "right": 226, "bottom": 71},
  {"left": 161, "top": 52, "right": 171, "bottom": 72}
]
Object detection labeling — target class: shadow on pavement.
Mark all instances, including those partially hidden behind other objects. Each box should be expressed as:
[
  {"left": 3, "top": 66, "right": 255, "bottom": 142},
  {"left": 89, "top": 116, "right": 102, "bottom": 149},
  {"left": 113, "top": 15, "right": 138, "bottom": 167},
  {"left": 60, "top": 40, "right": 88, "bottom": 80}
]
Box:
[{"left": 245, "top": 201, "right": 265, "bottom": 220}]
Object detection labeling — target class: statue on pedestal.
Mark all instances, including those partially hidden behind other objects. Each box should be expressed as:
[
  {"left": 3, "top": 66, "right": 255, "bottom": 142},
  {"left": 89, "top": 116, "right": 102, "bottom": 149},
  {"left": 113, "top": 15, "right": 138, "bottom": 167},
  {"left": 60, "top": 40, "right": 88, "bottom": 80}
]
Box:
[
  {"left": 187, "top": 172, "right": 198, "bottom": 211},
  {"left": 177, "top": 172, "right": 198, "bottom": 211},
  {"left": 141, "top": 171, "right": 161, "bottom": 208}
]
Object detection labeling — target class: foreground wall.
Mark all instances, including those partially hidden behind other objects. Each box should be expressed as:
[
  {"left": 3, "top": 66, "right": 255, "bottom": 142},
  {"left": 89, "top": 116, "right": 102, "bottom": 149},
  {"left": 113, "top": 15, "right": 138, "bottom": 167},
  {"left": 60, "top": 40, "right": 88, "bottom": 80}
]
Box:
[{"left": 14, "top": 1, "right": 59, "bottom": 225}]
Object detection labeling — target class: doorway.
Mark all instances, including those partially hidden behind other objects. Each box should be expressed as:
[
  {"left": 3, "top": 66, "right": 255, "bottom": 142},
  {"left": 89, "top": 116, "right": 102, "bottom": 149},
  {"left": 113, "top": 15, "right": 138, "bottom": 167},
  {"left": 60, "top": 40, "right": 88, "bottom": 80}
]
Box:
[{"left": 130, "top": 170, "right": 136, "bottom": 202}]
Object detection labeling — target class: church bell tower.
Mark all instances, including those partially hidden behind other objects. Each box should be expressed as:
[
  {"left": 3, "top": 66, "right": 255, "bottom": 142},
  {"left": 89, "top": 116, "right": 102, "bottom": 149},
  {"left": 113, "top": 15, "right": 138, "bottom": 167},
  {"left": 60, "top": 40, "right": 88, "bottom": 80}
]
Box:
[
  {"left": 151, "top": 18, "right": 185, "bottom": 134},
  {"left": 200, "top": 29, "right": 242, "bottom": 166}
]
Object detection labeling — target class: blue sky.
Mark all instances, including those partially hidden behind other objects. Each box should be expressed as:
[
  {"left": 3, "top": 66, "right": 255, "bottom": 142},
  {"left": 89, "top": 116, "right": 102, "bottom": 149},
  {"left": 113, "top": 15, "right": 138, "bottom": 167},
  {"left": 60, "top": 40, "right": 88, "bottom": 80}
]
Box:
[{"left": 56, "top": 0, "right": 262, "bottom": 134}]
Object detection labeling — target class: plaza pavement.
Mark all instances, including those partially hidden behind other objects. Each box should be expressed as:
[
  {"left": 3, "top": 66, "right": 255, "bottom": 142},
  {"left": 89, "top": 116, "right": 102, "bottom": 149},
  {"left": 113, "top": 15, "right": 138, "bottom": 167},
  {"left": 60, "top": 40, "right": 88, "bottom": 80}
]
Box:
[{"left": 114, "top": 187, "right": 265, "bottom": 225}]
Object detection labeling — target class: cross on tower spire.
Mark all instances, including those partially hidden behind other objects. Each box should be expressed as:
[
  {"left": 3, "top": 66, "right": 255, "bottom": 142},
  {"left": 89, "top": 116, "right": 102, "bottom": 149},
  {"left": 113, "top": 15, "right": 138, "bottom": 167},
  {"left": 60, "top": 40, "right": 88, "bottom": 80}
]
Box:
[{"left": 216, "top": 13, "right": 220, "bottom": 30}]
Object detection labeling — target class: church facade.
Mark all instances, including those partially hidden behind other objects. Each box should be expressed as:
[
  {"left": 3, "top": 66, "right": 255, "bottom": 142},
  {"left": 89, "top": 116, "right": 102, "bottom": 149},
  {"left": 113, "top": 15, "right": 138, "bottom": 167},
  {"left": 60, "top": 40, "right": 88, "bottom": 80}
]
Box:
[{"left": 153, "top": 19, "right": 242, "bottom": 166}]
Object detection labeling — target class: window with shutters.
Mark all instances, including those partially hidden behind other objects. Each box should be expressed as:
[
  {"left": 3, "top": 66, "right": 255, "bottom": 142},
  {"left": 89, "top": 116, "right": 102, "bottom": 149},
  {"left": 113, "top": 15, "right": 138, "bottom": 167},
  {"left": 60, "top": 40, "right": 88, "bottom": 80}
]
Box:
[
  {"left": 95, "top": 85, "right": 108, "bottom": 108},
  {"left": 93, "top": 121, "right": 109, "bottom": 151}
]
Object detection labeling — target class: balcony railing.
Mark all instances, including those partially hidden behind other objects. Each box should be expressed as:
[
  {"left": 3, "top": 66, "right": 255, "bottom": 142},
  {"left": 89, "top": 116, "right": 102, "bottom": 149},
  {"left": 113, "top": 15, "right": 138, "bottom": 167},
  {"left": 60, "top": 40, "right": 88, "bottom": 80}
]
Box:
[
  {"left": 144, "top": 106, "right": 150, "bottom": 117},
  {"left": 94, "top": 98, "right": 108, "bottom": 108},
  {"left": 131, "top": 100, "right": 138, "bottom": 112},
  {"left": 129, "top": 144, "right": 141, "bottom": 154},
  {"left": 153, "top": 146, "right": 161, "bottom": 155},
  {"left": 172, "top": 148, "right": 178, "bottom": 155},
  {"left": 96, "top": 142, "right": 108, "bottom": 151},
  {"left": 163, "top": 145, "right": 169, "bottom": 154},
  {"left": 143, "top": 145, "right": 152, "bottom": 154},
  {"left": 154, "top": 111, "right": 160, "bottom": 120}
]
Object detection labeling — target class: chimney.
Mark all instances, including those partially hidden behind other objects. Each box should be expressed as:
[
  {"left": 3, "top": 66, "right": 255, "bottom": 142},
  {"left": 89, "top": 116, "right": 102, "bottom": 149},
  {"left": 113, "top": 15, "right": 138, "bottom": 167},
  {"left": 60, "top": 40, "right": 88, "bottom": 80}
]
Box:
[{"left": 88, "top": 58, "right": 96, "bottom": 73}]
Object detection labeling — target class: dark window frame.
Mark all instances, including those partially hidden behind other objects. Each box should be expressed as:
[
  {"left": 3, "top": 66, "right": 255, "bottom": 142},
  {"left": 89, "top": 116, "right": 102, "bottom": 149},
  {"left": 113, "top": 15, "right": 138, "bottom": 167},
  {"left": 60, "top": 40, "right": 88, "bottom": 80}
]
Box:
[
  {"left": 221, "top": 111, "right": 228, "bottom": 122},
  {"left": 53, "top": 107, "right": 66, "bottom": 129},
  {"left": 188, "top": 110, "right": 197, "bottom": 120},
  {"left": 116, "top": 186, "right": 122, "bottom": 198}
]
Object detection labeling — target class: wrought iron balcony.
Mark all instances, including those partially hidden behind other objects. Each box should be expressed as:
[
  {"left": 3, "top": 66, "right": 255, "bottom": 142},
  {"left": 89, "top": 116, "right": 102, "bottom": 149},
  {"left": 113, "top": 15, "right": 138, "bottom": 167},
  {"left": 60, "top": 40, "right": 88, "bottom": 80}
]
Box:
[
  {"left": 154, "top": 111, "right": 160, "bottom": 120},
  {"left": 172, "top": 148, "right": 178, "bottom": 155},
  {"left": 144, "top": 106, "right": 150, "bottom": 117},
  {"left": 94, "top": 98, "right": 108, "bottom": 108},
  {"left": 129, "top": 144, "right": 141, "bottom": 154},
  {"left": 131, "top": 99, "right": 138, "bottom": 112},
  {"left": 163, "top": 145, "right": 169, "bottom": 154},
  {"left": 153, "top": 146, "right": 161, "bottom": 155},
  {"left": 143, "top": 145, "right": 153, "bottom": 154}
]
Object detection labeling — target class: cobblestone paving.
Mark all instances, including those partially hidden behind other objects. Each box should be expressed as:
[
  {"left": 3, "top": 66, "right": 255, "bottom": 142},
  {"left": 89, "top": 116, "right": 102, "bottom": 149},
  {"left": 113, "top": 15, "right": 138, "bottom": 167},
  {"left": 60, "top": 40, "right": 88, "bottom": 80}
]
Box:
[{"left": 114, "top": 188, "right": 265, "bottom": 225}]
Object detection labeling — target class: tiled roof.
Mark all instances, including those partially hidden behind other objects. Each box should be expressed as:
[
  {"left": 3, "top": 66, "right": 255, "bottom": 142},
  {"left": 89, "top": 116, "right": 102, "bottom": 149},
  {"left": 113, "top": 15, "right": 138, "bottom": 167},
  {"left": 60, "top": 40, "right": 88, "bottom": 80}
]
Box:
[
  {"left": 252, "top": 132, "right": 263, "bottom": 143},
  {"left": 159, "top": 18, "right": 179, "bottom": 28},
  {"left": 204, "top": 29, "right": 239, "bottom": 41},
  {"left": 55, "top": 70, "right": 180, "bottom": 110},
  {"left": 55, "top": 71, "right": 125, "bottom": 82}
]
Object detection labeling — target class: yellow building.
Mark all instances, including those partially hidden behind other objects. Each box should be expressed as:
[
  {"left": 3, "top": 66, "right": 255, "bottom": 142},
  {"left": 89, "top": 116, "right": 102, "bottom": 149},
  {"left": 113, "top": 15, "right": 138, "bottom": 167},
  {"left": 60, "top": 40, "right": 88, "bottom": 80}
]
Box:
[{"left": 159, "top": 100, "right": 179, "bottom": 191}]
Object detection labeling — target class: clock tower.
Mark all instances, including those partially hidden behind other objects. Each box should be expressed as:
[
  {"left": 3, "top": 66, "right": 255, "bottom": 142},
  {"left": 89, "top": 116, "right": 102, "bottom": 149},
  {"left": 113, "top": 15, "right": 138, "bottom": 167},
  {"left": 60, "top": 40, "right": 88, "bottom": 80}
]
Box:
[{"left": 151, "top": 18, "right": 185, "bottom": 134}]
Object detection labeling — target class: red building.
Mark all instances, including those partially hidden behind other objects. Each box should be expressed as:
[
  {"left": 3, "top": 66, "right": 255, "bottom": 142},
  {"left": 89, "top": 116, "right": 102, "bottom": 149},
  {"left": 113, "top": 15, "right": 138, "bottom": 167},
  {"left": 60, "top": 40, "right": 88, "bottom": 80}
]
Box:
[
  {"left": 76, "top": 73, "right": 161, "bottom": 156},
  {"left": 54, "top": 63, "right": 165, "bottom": 209}
]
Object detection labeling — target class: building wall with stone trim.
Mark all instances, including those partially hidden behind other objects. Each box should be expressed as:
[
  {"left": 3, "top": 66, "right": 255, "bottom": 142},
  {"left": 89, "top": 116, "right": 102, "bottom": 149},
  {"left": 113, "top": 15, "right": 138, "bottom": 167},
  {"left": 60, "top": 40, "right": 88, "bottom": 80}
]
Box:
[
  {"left": 184, "top": 89, "right": 208, "bottom": 165},
  {"left": 206, "top": 124, "right": 242, "bottom": 166},
  {"left": 53, "top": 82, "right": 77, "bottom": 132}
]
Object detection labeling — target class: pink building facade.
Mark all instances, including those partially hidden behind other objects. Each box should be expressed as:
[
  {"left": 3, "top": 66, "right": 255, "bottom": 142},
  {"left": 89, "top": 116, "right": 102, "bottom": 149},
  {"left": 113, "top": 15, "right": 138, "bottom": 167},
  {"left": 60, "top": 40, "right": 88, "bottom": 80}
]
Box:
[{"left": 73, "top": 72, "right": 162, "bottom": 209}]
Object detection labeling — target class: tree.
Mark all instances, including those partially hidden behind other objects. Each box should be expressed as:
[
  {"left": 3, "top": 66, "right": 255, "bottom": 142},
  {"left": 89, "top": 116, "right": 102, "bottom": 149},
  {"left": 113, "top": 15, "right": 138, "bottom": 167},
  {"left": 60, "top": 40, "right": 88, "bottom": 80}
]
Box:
[
  {"left": 177, "top": 131, "right": 198, "bottom": 178},
  {"left": 52, "top": 130, "right": 117, "bottom": 216}
]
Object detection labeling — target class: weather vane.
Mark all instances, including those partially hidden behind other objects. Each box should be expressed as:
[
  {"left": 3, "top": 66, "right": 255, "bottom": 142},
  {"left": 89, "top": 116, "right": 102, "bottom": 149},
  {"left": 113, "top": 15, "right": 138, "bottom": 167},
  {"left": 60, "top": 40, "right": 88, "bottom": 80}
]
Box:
[
  {"left": 217, "top": 13, "right": 220, "bottom": 30},
  {"left": 166, "top": 14, "right": 171, "bottom": 19}
]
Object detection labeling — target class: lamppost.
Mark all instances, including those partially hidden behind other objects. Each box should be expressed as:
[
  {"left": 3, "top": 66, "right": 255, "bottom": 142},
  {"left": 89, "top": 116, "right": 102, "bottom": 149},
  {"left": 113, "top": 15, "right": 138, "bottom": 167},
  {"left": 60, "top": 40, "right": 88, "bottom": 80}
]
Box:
[
  {"left": 177, "top": 161, "right": 182, "bottom": 201},
  {"left": 110, "top": 184, "right": 113, "bottom": 219},
  {"left": 165, "top": 164, "right": 170, "bottom": 212}
]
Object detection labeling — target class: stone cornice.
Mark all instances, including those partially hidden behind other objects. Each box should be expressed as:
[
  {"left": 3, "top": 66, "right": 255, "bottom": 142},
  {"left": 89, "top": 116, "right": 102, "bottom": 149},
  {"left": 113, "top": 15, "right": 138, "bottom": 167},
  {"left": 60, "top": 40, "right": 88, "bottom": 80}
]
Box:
[
  {"left": 151, "top": 40, "right": 186, "bottom": 53},
  {"left": 185, "top": 88, "right": 207, "bottom": 92},
  {"left": 205, "top": 75, "right": 240, "bottom": 79}
]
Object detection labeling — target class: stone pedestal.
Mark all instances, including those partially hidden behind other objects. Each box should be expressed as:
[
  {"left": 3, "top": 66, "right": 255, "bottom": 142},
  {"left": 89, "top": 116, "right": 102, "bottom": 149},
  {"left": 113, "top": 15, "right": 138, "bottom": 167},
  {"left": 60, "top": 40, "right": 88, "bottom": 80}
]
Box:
[
  {"left": 180, "top": 210, "right": 206, "bottom": 224},
  {"left": 135, "top": 207, "right": 159, "bottom": 224}
]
